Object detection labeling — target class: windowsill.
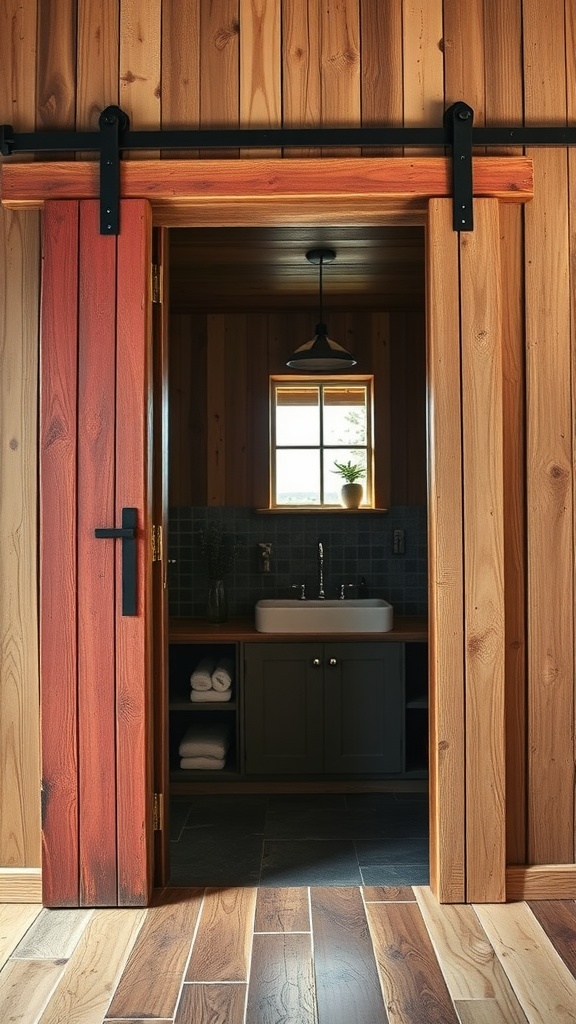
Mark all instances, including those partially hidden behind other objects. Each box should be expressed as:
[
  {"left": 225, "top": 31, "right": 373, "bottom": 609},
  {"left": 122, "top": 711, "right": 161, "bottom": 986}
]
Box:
[{"left": 255, "top": 507, "right": 389, "bottom": 514}]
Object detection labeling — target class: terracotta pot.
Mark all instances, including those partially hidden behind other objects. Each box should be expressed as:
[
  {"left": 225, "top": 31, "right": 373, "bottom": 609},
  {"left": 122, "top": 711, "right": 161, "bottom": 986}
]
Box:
[{"left": 340, "top": 482, "right": 363, "bottom": 509}]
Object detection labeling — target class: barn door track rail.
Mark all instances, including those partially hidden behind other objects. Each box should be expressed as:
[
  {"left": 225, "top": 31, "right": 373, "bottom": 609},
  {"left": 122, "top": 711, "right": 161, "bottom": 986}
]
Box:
[{"left": 2, "top": 101, "right": 575, "bottom": 235}]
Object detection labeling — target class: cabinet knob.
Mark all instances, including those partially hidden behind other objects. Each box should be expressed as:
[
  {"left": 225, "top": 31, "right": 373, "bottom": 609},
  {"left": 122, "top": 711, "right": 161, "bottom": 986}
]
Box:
[
  {"left": 328, "top": 657, "right": 338, "bottom": 667},
  {"left": 312, "top": 658, "right": 321, "bottom": 667}
]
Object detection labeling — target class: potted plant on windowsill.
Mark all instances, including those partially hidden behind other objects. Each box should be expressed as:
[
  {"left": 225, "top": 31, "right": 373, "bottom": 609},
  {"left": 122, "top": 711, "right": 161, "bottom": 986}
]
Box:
[{"left": 333, "top": 459, "right": 365, "bottom": 509}]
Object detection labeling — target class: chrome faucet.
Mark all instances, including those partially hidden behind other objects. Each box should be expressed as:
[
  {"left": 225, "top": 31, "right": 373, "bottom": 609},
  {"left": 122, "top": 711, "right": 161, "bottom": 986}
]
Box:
[{"left": 317, "top": 541, "right": 326, "bottom": 599}]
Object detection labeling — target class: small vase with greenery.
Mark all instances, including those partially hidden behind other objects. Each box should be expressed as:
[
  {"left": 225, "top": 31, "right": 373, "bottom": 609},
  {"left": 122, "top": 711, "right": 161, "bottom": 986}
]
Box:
[
  {"left": 199, "top": 522, "right": 236, "bottom": 622},
  {"left": 333, "top": 459, "right": 365, "bottom": 509}
]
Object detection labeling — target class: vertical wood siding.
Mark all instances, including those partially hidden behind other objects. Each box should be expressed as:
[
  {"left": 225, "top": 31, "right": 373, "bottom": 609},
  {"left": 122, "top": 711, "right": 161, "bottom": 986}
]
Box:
[
  {"left": 1, "top": 0, "right": 575, "bottom": 886},
  {"left": 168, "top": 308, "right": 425, "bottom": 510}
]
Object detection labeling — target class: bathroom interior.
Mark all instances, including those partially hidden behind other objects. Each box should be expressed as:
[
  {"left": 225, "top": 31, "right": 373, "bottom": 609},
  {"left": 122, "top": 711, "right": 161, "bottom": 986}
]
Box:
[{"left": 165, "top": 224, "right": 429, "bottom": 886}]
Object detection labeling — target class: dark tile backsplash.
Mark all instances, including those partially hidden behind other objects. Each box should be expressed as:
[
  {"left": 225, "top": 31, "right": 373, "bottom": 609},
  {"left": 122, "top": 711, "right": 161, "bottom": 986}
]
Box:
[{"left": 168, "top": 507, "right": 427, "bottom": 619}]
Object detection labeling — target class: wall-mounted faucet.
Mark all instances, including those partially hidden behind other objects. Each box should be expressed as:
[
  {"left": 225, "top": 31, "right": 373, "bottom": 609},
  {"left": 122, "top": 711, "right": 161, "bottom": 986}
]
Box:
[{"left": 317, "top": 540, "right": 325, "bottom": 599}]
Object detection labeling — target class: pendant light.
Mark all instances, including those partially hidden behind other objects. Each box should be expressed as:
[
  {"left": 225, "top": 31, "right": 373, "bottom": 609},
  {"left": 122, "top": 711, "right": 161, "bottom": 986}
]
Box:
[{"left": 286, "top": 248, "right": 357, "bottom": 370}]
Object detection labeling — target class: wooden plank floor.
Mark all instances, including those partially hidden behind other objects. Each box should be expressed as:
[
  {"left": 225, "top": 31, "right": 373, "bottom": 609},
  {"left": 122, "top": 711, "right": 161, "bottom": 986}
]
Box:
[{"left": 1, "top": 887, "right": 576, "bottom": 1023}]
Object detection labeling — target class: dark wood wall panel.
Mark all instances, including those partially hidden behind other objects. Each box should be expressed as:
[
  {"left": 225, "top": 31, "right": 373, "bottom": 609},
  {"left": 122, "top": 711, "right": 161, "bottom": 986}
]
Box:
[{"left": 169, "top": 308, "right": 426, "bottom": 509}]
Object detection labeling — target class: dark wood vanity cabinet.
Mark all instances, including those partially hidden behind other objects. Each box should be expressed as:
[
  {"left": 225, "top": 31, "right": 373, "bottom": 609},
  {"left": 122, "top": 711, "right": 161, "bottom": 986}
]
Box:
[{"left": 243, "top": 642, "right": 405, "bottom": 775}]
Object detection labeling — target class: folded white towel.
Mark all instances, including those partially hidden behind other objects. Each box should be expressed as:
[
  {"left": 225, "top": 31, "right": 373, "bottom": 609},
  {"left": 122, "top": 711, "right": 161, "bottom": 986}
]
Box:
[
  {"left": 178, "top": 722, "right": 230, "bottom": 759},
  {"left": 190, "top": 688, "right": 231, "bottom": 703},
  {"left": 190, "top": 656, "right": 215, "bottom": 691},
  {"left": 211, "top": 657, "right": 234, "bottom": 692},
  {"left": 180, "top": 756, "right": 226, "bottom": 770}
]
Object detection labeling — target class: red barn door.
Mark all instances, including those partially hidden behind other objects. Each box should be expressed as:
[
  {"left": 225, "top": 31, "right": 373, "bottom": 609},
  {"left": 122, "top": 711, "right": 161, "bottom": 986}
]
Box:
[{"left": 40, "top": 199, "right": 154, "bottom": 906}]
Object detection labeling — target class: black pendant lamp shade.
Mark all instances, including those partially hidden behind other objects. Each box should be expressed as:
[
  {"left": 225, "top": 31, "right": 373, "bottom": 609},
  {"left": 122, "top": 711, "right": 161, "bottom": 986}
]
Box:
[{"left": 286, "top": 248, "right": 357, "bottom": 370}]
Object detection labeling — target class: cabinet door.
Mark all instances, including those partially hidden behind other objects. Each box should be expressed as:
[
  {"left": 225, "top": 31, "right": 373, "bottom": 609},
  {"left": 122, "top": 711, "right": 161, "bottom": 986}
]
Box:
[
  {"left": 324, "top": 643, "right": 404, "bottom": 773},
  {"left": 244, "top": 644, "right": 324, "bottom": 774}
]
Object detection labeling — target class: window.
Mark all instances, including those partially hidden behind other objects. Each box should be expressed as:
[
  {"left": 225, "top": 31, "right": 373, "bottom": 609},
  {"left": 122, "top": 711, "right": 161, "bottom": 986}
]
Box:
[{"left": 270, "top": 376, "right": 374, "bottom": 508}]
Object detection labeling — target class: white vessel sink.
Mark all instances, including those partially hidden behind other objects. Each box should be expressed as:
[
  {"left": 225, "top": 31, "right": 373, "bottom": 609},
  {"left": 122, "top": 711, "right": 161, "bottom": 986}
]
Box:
[{"left": 255, "top": 598, "right": 393, "bottom": 634}]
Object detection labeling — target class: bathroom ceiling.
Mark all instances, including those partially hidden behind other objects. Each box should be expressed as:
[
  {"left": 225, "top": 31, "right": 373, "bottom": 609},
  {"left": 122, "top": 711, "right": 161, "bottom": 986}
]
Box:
[{"left": 169, "top": 225, "right": 425, "bottom": 312}]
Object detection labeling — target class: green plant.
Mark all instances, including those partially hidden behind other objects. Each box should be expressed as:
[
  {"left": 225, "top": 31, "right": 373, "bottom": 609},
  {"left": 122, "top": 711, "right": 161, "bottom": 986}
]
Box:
[
  {"left": 199, "top": 522, "right": 236, "bottom": 580},
  {"left": 333, "top": 459, "right": 365, "bottom": 484}
]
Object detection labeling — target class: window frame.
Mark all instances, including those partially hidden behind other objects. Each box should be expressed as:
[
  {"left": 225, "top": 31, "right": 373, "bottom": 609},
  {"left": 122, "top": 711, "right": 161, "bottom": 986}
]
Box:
[{"left": 269, "top": 374, "right": 375, "bottom": 510}]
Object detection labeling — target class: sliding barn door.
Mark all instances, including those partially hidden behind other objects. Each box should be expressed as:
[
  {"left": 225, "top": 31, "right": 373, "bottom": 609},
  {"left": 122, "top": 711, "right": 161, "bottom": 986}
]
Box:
[
  {"left": 427, "top": 198, "right": 505, "bottom": 904},
  {"left": 40, "top": 199, "right": 154, "bottom": 907}
]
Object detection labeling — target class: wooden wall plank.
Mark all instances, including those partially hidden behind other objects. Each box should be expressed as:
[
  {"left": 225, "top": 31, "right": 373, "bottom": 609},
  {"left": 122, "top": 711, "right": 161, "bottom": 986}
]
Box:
[
  {"left": 185, "top": 887, "right": 257, "bottom": 982},
  {"left": 40, "top": 201, "right": 80, "bottom": 907},
  {"left": 0, "top": 2, "right": 40, "bottom": 876},
  {"left": 161, "top": 0, "right": 200, "bottom": 157},
  {"left": 360, "top": 0, "right": 403, "bottom": 155},
  {"left": 36, "top": 0, "right": 76, "bottom": 132},
  {"left": 119, "top": 0, "right": 161, "bottom": 156},
  {"left": 206, "top": 315, "right": 227, "bottom": 505},
  {"left": 115, "top": 200, "right": 154, "bottom": 905},
  {"left": 443, "top": 0, "right": 485, "bottom": 122},
  {"left": 169, "top": 314, "right": 207, "bottom": 506},
  {"left": 77, "top": 201, "right": 118, "bottom": 906},
  {"left": 200, "top": 0, "right": 240, "bottom": 157},
  {"left": 0, "top": 208, "right": 41, "bottom": 870},
  {"left": 370, "top": 312, "right": 391, "bottom": 511},
  {"left": 320, "top": 0, "right": 360, "bottom": 156},
  {"left": 282, "top": 0, "right": 322, "bottom": 157},
  {"left": 240, "top": 0, "right": 281, "bottom": 157},
  {"left": 225, "top": 314, "right": 249, "bottom": 504},
  {"left": 484, "top": 0, "right": 526, "bottom": 867},
  {"left": 567, "top": 0, "right": 576, "bottom": 878},
  {"left": 523, "top": 0, "right": 574, "bottom": 864},
  {"left": 460, "top": 200, "right": 506, "bottom": 903},
  {"left": 0, "top": 0, "right": 37, "bottom": 131},
  {"left": 247, "top": 312, "right": 270, "bottom": 509},
  {"left": 425, "top": 199, "right": 465, "bottom": 903},
  {"left": 76, "top": 0, "right": 119, "bottom": 131},
  {"left": 402, "top": 0, "right": 444, "bottom": 152}
]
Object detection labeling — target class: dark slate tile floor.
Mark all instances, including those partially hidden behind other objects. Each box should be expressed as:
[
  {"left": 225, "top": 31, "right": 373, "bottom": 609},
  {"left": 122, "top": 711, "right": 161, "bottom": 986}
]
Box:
[{"left": 167, "top": 792, "right": 429, "bottom": 887}]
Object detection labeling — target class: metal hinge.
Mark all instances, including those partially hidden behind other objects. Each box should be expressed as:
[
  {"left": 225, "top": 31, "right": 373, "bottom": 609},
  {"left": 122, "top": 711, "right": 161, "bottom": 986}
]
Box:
[
  {"left": 151, "top": 524, "right": 163, "bottom": 562},
  {"left": 153, "top": 792, "right": 163, "bottom": 831},
  {"left": 151, "top": 264, "right": 162, "bottom": 303}
]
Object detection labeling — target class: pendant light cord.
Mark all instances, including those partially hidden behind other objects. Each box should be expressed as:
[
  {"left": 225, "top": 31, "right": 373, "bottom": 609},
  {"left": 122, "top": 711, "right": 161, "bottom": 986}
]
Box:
[{"left": 318, "top": 255, "right": 324, "bottom": 325}]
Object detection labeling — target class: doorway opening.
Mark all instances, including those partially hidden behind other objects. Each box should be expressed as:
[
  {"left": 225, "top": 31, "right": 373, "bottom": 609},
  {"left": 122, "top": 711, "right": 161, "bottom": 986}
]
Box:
[{"left": 161, "top": 223, "right": 429, "bottom": 887}]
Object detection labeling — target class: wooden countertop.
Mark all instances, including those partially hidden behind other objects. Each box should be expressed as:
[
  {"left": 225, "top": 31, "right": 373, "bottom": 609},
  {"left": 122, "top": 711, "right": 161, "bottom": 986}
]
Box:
[{"left": 169, "top": 615, "right": 428, "bottom": 643}]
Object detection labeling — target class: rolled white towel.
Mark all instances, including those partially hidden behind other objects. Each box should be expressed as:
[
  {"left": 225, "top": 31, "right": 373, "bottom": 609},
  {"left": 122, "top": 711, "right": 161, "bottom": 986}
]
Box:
[
  {"left": 180, "top": 756, "right": 226, "bottom": 770},
  {"left": 211, "top": 657, "right": 234, "bottom": 692},
  {"left": 178, "top": 722, "right": 230, "bottom": 759},
  {"left": 190, "top": 656, "right": 215, "bottom": 691},
  {"left": 190, "top": 688, "right": 231, "bottom": 703}
]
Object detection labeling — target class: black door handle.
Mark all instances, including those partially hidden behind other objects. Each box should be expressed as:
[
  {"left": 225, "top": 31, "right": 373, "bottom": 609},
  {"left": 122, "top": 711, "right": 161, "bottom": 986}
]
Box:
[{"left": 95, "top": 507, "right": 138, "bottom": 615}]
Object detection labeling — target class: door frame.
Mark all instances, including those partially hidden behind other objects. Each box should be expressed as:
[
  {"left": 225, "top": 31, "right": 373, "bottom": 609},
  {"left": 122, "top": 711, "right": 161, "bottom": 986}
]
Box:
[{"left": 2, "top": 154, "right": 532, "bottom": 904}]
